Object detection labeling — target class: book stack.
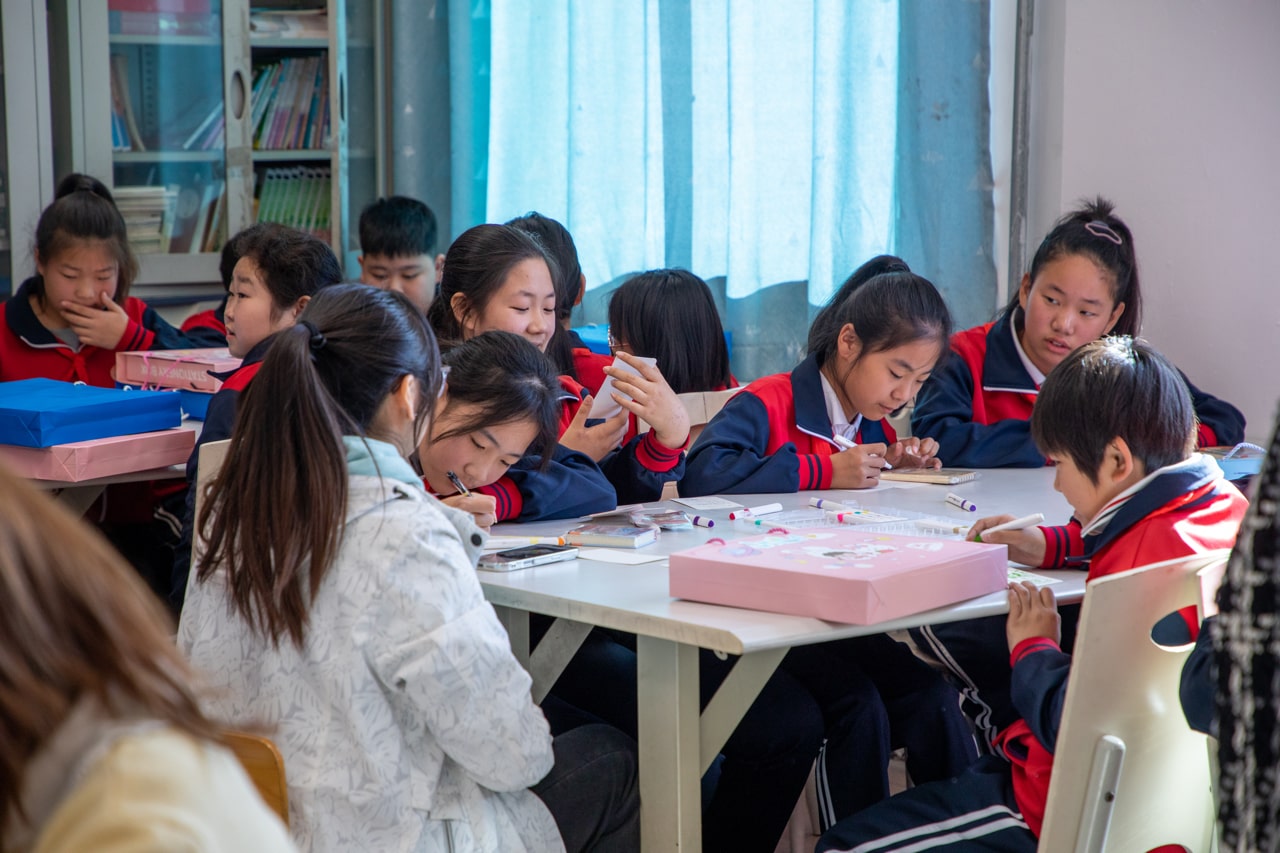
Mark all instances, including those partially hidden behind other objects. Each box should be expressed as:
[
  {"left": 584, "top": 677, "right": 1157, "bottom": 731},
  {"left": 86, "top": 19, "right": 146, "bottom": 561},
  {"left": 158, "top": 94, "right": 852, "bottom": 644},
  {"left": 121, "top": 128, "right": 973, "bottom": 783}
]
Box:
[
  {"left": 250, "top": 56, "right": 330, "bottom": 151},
  {"left": 256, "top": 167, "right": 330, "bottom": 242},
  {"left": 114, "top": 186, "right": 176, "bottom": 255},
  {"left": 249, "top": 9, "right": 328, "bottom": 38}
]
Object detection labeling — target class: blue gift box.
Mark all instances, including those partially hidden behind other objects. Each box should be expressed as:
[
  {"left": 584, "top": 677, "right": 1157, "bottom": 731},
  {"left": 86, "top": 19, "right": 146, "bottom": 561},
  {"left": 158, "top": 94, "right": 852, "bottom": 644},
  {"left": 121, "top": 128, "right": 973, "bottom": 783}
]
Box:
[
  {"left": 0, "top": 379, "right": 183, "bottom": 448},
  {"left": 178, "top": 389, "right": 212, "bottom": 420}
]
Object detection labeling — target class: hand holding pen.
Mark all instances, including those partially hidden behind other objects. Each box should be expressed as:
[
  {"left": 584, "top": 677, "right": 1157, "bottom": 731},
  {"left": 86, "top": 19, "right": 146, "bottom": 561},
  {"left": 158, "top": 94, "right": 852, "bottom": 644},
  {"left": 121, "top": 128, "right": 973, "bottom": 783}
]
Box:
[
  {"left": 440, "top": 470, "right": 498, "bottom": 530},
  {"left": 966, "top": 512, "right": 1047, "bottom": 566},
  {"left": 829, "top": 436, "right": 891, "bottom": 490}
]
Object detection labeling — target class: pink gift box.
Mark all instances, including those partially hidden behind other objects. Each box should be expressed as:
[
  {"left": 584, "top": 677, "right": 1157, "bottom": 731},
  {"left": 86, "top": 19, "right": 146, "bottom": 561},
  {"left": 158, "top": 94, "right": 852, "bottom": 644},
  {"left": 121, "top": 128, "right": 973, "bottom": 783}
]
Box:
[
  {"left": 0, "top": 428, "right": 195, "bottom": 482},
  {"left": 669, "top": 529, "right": 1008, "bottom": 625},
  {"left": 116, "top": 348, "right": 242, "bottom": 393}
]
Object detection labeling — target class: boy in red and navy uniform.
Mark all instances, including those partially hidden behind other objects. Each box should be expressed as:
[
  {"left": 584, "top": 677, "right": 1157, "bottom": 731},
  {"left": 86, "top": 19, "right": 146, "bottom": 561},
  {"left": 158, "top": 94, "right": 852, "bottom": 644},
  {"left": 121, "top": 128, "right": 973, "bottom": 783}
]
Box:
[
  {"left": 0, "top": 276, "right": 196, "bottom": 384},
  {"left": 913, "top": 310, "right": 1246, "bottom": 468},
  {"left": 681, "top": 351, "right": 894, "bottom": 495},
  {"left": 821, "top": 337, "right": 1247, "bottom": 853}
]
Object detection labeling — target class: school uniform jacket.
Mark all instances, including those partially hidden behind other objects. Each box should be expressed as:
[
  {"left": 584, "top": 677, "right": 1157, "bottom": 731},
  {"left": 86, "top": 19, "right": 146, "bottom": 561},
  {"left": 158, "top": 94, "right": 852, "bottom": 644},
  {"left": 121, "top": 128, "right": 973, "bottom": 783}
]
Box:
[
  {"left": 995, "top": 455, "right": 1246, "bottom": 837},
  {"left": 170, "top": 337, "right": 270, "bottom": 609},
  {"left": 912, "top": 312, "right": 1247, "bottom": 468},
  {"left": 681, "top": 353, "right": 896, "bottom": 495},
  {"left": 571, "top": 346, "right": 613, "bottom": 395},
  {"left": 179, "top": 297, "right": 228, "bottom": 348},
  {"left": 0, "top": 276, "right": 196, "bottom": 385}
]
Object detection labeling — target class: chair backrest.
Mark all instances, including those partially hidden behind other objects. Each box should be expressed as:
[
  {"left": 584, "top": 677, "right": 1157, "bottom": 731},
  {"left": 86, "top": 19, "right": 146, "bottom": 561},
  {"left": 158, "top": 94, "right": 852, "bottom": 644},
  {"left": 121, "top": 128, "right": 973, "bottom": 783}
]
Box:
[
  {"left": 1037, "top": 549, "right": 1230, "bottom": 853},
  {"left": 222, "top": 731, "right": 289, "bottom": 826},
  {"left": 191, "top": 439, "right": 232, "bottom": 566}
]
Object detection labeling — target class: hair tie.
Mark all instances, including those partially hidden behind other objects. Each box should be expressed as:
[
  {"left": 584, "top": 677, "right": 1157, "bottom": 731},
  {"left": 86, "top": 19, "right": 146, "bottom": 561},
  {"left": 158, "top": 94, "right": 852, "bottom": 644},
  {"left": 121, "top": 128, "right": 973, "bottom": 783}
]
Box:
[
  {"left": 300, "top": 320, "right": 326, "bottom": 352},
  {"left": 1084, "top": 220, "right": 1123, "bottom": 246}
]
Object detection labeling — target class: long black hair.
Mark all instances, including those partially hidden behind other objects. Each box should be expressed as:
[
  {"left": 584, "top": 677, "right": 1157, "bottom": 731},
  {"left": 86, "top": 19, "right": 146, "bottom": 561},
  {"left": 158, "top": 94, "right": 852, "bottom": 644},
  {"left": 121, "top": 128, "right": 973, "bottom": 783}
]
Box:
[{"left": 32, "top": 173, "right": 139, "bottom": 303}]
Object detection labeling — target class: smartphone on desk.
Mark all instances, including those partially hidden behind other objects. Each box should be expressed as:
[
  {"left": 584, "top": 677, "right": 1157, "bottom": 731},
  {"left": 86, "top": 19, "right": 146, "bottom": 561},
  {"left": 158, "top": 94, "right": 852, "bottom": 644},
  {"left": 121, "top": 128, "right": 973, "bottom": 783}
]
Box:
[{"left": 478, "top": 544, "right": 580, "bottom": 572}]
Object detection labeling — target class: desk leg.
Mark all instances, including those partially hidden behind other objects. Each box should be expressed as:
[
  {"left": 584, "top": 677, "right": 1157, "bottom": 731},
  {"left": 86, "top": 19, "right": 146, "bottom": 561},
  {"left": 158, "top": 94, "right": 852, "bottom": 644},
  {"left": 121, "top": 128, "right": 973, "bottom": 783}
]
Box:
[
  {"left": 636, "top": 636, "right": 701, "bottom": 852},
  {"left": 494, "top": 605, "right": 531, "bottom": 669},
  {"left": 697, "top": 647, "right": 788, "bottom": 774},
  {"left": 53, "top": 485, "right": 105, "bottom": 517}
]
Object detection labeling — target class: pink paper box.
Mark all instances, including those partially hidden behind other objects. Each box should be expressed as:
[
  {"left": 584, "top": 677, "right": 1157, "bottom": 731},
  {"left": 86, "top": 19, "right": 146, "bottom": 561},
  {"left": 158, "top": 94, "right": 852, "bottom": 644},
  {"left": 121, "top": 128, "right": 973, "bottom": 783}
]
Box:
[
  {"left": 116, "top": 348, "right": 242, "bottom": 393},
  {"left": 0, "top": 428, "right": 195, "bottom": 482},
  {"left": 669, "top": 529, "right": 1008, "bottom": 624}
]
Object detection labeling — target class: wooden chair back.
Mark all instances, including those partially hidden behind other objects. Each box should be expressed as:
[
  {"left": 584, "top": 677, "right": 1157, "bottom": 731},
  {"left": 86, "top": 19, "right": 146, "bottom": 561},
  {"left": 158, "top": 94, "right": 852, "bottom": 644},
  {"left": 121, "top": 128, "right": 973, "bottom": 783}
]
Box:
[{"left": 222, "top": 731, "right": 289, "bottom": 827}]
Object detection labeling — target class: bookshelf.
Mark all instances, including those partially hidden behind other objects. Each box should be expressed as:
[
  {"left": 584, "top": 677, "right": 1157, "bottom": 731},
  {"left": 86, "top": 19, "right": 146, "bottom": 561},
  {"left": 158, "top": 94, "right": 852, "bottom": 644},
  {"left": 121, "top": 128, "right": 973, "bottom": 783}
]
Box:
[{"left": 60, "top": 0, "right": 379, "bottom": 294}]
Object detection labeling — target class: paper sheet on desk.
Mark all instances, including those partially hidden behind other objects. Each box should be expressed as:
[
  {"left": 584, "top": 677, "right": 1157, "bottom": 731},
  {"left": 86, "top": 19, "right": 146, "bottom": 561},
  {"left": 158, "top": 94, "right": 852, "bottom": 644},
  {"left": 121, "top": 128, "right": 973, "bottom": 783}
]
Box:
[
  {"left": 1008, "top": 568, "right": 1061, "bottom": 587},
  {"left": 671, "top": 495, "right": 743, "bottom": 510},
  {"left": 588, "top": 355, "right": 657, "bottom": 419},
  {"left": 576, "top": 549, "right": 668, "bottom": 565}
]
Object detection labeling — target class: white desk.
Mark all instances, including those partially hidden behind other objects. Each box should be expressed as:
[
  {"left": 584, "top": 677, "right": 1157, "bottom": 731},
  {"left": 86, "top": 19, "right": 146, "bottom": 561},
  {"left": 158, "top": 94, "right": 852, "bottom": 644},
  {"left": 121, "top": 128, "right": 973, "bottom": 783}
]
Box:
[{"left": 482, "top": 469, "right": 1080, "bottom": 852}]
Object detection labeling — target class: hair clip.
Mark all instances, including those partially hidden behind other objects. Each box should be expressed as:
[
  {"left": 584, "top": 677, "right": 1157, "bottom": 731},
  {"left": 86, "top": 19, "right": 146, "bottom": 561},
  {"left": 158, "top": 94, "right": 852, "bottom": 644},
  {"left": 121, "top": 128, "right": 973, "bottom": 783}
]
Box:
[{"left": 1084, "top": 220, "right": 1123, "bottom": 246}]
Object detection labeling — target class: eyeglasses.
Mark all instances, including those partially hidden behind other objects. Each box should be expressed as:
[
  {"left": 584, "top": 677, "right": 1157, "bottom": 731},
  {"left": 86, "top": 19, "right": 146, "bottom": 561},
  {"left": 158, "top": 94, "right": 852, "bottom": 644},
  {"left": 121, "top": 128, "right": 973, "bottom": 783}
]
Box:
[
  {"left": 607, "top": 331, "right": 628, "bottom": 354},
  {"left": 437, "top": 365, "right": 450, "bottom": 398}
]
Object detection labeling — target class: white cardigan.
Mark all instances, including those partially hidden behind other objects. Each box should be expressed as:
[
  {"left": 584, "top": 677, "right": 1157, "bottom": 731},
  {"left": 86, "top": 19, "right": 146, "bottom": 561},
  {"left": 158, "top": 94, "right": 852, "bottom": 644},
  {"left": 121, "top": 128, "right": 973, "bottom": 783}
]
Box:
[{"left": 179, "top": 476, "right": 562, "bottom": 853}]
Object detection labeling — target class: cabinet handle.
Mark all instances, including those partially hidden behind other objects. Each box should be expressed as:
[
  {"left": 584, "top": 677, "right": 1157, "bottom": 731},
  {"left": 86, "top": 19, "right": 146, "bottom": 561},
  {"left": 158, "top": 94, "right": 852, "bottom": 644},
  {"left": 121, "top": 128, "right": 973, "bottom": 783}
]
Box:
[{"left": 229, "top": 68, "right": 247, "bottom": 121}]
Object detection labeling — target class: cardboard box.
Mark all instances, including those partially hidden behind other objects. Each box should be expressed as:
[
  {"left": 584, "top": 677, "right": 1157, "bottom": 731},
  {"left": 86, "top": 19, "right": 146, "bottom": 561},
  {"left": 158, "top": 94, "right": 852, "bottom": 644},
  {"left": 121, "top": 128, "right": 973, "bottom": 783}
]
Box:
[
  {"left": 0, "top": 428, "right": 194, "bottom": 482},
  {"left": 669, "top": 528, "right": 1008, "bottom": 625},
  {"left": 0, "top": 379, "right": 183, "bottom": 448},
  {"left": 115, "top": 348, "right": 241, "bottom": 393}
]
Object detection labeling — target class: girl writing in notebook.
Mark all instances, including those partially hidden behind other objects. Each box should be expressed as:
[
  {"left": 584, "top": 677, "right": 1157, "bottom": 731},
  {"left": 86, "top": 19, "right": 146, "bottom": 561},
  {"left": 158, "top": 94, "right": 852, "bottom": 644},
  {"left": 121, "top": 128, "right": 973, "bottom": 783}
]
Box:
[
  {"left": 429, "top": 223, "right": 686, "bottom": 508},
  {"left": 180, "top": 285, "right": 638, "bottom": 852},
  {"left": 417, "top": 331, "right": 574, "bottom": 528},
  {"left": 912, "top": 196, "right": 1245, "bottom": 467},
  {"left": 682, "top": 255, "right": 948, "bottom": 496}
]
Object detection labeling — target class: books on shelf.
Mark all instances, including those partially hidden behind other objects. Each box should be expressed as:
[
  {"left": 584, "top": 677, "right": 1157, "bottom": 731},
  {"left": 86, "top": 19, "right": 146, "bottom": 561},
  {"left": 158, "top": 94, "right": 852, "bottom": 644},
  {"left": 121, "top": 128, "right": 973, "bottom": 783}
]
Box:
[
  {"left": 109, "top": 54, "right": 147, "bottom": 152},
  {"left": 164, "top": 179, "right": 223, "bottom": 254},
  {"left": 114, "top": 185, "right": 175, "bottom": 254},
  {"left": 256, "top": 166, "right": 331, "bottom": 243},
  {"left": 251, "top": 56, "right": 330, "bottom": 151}
]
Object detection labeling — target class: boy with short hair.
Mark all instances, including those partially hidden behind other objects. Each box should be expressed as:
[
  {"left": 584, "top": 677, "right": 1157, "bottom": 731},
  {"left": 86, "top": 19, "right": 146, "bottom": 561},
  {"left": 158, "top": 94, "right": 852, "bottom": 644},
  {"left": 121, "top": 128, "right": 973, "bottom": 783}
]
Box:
[
  {"left": 819, "top": 336, "right": 1247, "bottom": 852},
  {"left": 357, "top": 195, "right": 441, "bottom": 313}
]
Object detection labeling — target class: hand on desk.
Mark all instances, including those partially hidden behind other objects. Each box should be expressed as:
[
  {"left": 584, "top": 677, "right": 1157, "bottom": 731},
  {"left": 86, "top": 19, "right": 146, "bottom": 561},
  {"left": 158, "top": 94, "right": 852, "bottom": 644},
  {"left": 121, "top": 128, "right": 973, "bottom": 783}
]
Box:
[
  {"left": 1006, "top": 580, "right": 1060, "bottom": 651},
  {"left": 441, "top": 493, "right": 497, "bottom": 531},
  {"left": 967, "top": 514, "right": 1047, "bottom": 567},
  {"left": 830, "top": 441, "right": 890, "bottom": 489},
  {"left": 885, "top": 437, "right": 942, "bottom": 470}
]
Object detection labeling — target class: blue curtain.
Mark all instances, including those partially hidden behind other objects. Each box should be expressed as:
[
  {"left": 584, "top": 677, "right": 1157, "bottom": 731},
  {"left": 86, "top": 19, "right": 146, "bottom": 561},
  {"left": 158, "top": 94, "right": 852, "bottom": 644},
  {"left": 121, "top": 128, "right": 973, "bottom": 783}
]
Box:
[{"left": 409, "top": 0, "right": 994, "bottom": 380}]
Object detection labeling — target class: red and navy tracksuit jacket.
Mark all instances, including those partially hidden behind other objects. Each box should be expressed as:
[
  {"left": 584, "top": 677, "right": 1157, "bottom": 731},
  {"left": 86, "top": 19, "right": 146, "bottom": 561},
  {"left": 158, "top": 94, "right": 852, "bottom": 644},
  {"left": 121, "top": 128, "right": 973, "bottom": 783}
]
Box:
[
  {"left": 681, "top": 353, "right": 895, "bottom": 495},
  {"left": 821, "top": 455, "right": 1246, "bottom": 852},
  {"left": 912, "top": 311, "right": 1247, "bottom": 468},
  {"left": 571, "top": 346, "right": 613, "bottom": 395},
  {"left": 179, "top": 296, "right": 228, "bottom": 348},
  {"left": 169, "top": 337, "right": 269, "bottom": 610},
  {"left": 0, "top": 276, "right": 198, "bottom": 384},
  {"left": 477, "top": 374, "right": 685, "bottom": 519}
]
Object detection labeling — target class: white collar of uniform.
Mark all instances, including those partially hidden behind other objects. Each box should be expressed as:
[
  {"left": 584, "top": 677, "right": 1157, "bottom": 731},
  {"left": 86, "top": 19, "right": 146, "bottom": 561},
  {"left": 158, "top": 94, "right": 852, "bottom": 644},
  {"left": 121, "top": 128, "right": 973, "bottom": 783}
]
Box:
[
  {"left": 819, "top": 369, "right": 862, "bottom": 441},
  {"left": 1011, "top": 317, "right": 1047, "bottom": 387}
]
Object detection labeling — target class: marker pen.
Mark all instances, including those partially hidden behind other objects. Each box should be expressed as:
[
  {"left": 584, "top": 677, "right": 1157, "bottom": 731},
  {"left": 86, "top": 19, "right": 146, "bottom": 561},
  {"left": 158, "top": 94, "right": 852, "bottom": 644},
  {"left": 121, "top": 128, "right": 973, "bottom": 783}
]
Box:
[
  {"left": 691, "top": 515, "right": 716, "bottom": 528},
  {"left": 945, "top": 492, "right": 977, "bottom": 512},
  {"left": 914, "top": 519, "right": 970, "bottom": 535},
  {"left": 728, "top": 503, "right": 784, "bottom": 520},
  {"left": 484, "top": 535, "right": 569, "bottom": 549},
  {"left": 974, "top": 513, "right": 1046, "bottom": 542},
  {"left": 809, "top": 497, "right": 850, "bottom": 511}
]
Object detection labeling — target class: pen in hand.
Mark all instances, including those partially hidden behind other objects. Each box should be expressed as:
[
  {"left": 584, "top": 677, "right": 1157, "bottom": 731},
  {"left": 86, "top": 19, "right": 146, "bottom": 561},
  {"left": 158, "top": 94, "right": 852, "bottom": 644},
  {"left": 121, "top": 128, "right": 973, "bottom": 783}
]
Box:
[
  {"left": 832, "top": 434, "right": 893, "bottom": 469},
  {"left": 974, "top": 513, "right": 1045, "bottom": 542},
  {"left": 446, "top": 470, "right": 471, "bottom": 497}
]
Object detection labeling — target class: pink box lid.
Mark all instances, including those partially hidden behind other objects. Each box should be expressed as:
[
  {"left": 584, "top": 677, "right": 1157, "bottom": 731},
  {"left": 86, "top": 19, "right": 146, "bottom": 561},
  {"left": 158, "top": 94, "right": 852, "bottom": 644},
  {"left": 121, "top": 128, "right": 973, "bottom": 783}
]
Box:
[
  {"left": 116, "top": 348, "right": 242, "bottom": 393},
  {"left": 669, "top": 528, "right": 1009, "bottom": 625},
  {"left": 0, "top": 428, "right": 195, "bottom": 482}
]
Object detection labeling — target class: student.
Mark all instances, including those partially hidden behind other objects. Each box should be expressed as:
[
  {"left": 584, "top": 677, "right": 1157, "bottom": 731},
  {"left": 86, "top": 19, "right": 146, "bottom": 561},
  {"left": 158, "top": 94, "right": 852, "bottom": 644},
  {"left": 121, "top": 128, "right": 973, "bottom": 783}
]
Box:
[
  {"left": 0, "top": 463, "right": 294, "bottom": 852},
  {"left": 0, "top": 173, "right": 196, "bottom": 384},
  {"left": 180, "top": 230, "right": 248, "bottom": 348},
  {"left": 179, "top": 284, "right": 638, "bottom": 852},
  {"left": 820, "top": 337, "right": 1249, "bottom": 852},
  {"left": 607, "top": 268, "right": 735, "bottom": 394},
  {"left": 416, "top": 330, "right": 562, "bottom": 528},
  {"left": 358, "top": 194, "right": 441, "bottom": 314},
  {"left": 505, "top": 212, "right": 600, "bottom": 383},
  {"left": 912, "top": 197, "right": 1245, "bottom": 468},
  {"left": 431, "top": 223, "right": 687, "bottom": 509},
  {"left": 170, "top": 222, "right": 342, "bottom": 610},
  {"left": 683, "top": 255, "right": 948, "bottom": 497}
]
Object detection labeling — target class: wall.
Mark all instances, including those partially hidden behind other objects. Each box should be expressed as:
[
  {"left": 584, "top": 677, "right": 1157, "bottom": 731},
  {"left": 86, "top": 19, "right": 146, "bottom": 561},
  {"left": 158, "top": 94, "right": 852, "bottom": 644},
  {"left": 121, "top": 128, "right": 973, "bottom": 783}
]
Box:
[{"left": 1027, "top": 0, "right": 1280, "bottom": 442}]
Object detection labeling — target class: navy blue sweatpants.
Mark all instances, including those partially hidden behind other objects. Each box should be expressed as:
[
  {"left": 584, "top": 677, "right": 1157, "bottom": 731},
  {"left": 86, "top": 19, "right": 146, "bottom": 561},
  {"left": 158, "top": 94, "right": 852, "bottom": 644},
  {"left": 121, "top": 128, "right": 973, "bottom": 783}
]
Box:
[{"left": 817, "top": 755, "right": 1036, "bottom": 853}]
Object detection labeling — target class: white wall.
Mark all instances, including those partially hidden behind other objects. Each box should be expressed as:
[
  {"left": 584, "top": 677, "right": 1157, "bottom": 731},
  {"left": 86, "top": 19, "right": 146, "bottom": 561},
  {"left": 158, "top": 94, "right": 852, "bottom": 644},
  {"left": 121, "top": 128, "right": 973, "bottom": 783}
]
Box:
[{"left": 1028, "top": 0, "right": 1280, "bottom": 442}]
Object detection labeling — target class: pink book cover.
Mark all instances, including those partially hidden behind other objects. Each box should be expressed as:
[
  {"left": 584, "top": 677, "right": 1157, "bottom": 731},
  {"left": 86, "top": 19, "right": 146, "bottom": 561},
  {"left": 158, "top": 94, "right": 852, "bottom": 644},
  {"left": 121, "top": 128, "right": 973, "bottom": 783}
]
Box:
[
  {"left": 116, "top": 348, "right": 241, "bottom": 393},
  {"left": 669, "top": 529, "right": 1008, "bottom": 625},
  {"left": 0, "top": 428, "right": 194, "bottom": 482}
]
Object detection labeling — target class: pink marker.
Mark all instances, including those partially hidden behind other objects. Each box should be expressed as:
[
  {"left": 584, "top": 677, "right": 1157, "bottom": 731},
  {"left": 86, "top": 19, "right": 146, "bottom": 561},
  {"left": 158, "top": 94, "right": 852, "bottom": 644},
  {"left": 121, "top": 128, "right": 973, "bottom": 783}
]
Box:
[{"left": 728, "top": 503, "right": 783, "bottom": 520}]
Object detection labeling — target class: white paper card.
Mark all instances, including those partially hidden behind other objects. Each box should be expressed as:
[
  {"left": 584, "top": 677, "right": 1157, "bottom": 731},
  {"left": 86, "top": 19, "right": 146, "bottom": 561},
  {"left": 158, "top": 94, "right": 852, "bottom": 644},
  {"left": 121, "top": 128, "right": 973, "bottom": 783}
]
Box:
[
  {"left": 1007, "top": 568, "right": 1062, "bottom": 587},
  {"left": 576, "top": 549, "right": 668, "bottom": 565},
  {"left": 588, "top": 355, "right": 658, "bottom": 419},
  {"left": 671, "top": 496, "right": 743, "bottom": 510}
]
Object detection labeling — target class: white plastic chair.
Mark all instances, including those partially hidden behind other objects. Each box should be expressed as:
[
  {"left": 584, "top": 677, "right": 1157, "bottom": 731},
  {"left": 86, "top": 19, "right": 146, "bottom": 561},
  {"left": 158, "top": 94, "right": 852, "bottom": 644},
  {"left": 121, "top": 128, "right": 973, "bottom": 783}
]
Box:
[
  {"left": 191, "top": 438, "right": 232, "bottom": 565},
  {"left": 1036, "top": 549, "right": 1229, "bottom": 852}
]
